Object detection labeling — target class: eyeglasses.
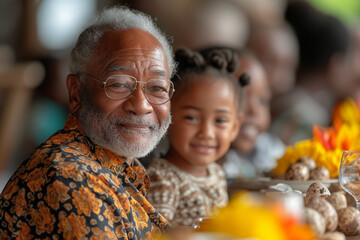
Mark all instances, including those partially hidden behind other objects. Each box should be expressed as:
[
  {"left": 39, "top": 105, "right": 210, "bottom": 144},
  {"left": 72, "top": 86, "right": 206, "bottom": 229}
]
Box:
[{"left": 81, "top": 73, "right": 175, "bottom": 105}]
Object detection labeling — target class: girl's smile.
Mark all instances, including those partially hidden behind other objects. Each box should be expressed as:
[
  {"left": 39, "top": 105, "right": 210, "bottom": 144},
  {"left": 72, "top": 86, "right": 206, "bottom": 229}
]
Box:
[{"left": 165, "top": 73, "right": 242, "bottom": 176}]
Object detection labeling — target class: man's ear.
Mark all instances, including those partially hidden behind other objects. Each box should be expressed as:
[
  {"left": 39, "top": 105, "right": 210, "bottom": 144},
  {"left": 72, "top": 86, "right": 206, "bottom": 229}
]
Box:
[
  {"left": 230, "top": 113, "right": 243, "bottom": 142},
  {"left": 66, "top": 74, "right": 82, "bottom": 114}
]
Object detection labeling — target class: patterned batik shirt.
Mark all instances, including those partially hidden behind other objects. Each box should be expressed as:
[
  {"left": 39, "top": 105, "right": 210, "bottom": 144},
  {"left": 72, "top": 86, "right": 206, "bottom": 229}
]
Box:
[
  {"left": 0, "top": 114, "right": 169, "bottom": 240},
  {"left": 146, "top": 158, "right": 228, "bottom": 227}
]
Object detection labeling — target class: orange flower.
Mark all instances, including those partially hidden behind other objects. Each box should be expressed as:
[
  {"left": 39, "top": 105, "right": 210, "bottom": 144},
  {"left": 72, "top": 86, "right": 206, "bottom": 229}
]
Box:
[
  {"left": 272, "top": 204, "right": 316, "bottom": 240},
  {"left": 274, "top": 98, "right": 360, "bottom": 178},
  {"left": 335, "top": 124, "right": 360, "bottom": 150},
  {"left": 332, "top": 98, "right": 360, "bottom": 129},
  {"left": 197, "top": 192, "right": 316, "bottom": 240},
  {"left": 313, "top": 125, "right": 336, "bottom": 151}
]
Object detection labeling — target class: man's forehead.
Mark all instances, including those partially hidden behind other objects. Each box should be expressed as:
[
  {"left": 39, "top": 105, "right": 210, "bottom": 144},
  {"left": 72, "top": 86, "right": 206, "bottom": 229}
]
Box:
[
  {"left": 96, "top": 30, "right": 168, "bottom": 65},
  {"left": 104, "top": 47, "right": 168, "bottom": 72},
  {"left": 109, "top": 47, "right": 165, "bottom": 58},
  {"left": 100, "top": 29, "right": 164, "bottom": 52},
  {"left": 106, "top": 63, "right": 168, "bottom": 77}
]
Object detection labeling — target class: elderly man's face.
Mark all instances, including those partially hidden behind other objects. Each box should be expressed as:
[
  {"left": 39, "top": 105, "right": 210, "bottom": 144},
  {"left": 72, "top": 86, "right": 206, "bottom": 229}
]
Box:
[{"left": 69, "top": 29, "right": 171, "bottom": 160}]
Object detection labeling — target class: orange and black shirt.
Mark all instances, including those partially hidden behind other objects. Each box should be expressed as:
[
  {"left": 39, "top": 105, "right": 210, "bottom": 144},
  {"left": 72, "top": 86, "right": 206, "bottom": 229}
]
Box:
[{"left": 0, "top": 114, "right": 169, "bottom": 239}]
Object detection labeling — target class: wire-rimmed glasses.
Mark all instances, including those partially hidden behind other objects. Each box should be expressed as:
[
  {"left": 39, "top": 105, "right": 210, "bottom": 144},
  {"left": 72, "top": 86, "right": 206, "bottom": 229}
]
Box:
[{"left": 82, "top": 73, "right": 175, "bottom": 105}]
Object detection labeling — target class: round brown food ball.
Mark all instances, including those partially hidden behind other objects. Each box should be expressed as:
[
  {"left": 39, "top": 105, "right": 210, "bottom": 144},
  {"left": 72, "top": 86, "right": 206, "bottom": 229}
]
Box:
[
  {"left": 326, "top": 192, "right": 347, "bottom": 210},
  {"left": 310, "top": 166, "right": 330, "bottom": 180},
  {"left": 307, "top": 197, "right": 338, "bottom": 232},
  {"left": 285, "top": 163, "right": 310, "bottom": 181},
  {"left": 297, "top": 156, "right": 316, "bottom": 170},
  {"left": 337, "top": 206, "right": 360, "bottom": 236},
  {"left": 304, "top": 208, "right": 326, "bottom": 236},
  {"left": 305, "top": 182, "right": 331, "bottom": 206},
  {"left": 318, "top": 231, "right": 346, "bottom": 240}
]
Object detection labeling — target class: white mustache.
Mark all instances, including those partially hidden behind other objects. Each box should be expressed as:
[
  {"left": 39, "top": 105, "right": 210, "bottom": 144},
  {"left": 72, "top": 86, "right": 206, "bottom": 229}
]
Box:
[{"left": 110, "top": 115, "right": 159, "bottom": 130}]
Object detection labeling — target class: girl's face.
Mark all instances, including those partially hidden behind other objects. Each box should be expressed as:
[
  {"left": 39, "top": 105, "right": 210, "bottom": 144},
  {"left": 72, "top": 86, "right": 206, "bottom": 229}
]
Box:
[{"left": 166, "top": 74, "right": 242, "bottom": 176}]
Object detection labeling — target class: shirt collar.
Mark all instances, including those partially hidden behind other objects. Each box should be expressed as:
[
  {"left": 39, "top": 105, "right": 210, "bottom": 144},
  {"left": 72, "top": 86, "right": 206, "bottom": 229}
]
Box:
[{"left": 62, "top": 113, "right": 150, "bottom": 194}]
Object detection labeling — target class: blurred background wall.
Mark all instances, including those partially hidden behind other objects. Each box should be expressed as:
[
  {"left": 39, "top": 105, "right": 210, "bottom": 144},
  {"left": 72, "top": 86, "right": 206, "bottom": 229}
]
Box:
[{"left": 0, "top": 0, "right": 359, "bottom": 190}]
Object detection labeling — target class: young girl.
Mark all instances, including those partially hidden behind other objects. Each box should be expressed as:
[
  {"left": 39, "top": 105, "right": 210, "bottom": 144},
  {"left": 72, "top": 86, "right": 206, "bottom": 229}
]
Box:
[{"left": 146, "top": 47, "right": 249, "bottom": 227}]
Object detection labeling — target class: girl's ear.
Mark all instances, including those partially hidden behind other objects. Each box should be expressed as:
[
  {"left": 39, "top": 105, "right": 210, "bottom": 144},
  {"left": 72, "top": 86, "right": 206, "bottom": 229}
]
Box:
[
  {"left": 230, "top": 113, "right": 243, "bottom": 142},
  {"left": 66, "top": 74, "right": 82, "bottom": 114}
]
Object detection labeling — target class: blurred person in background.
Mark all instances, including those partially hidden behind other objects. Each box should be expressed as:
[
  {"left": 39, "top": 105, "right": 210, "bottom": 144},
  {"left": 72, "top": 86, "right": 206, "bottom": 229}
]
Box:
[
  {"left": 0, "top": 6, "right": 175, "bottom": 239},
  {"left": 219, "top": 51, "right": 285, "bottom": 180},
  {"left": 126, "top": 0, "right": 250, "bottom": 51},
  {"left": 270, "top": 0, "right": 354, "bottom": 145},
  {"left": 246, "top": 24, "right": 299, "bottom": 146},
  {"left": 247, "top": 24, "right": 299, "bottom": 99},
  {"left": 349, "top": 22, "right": 360, "bottom": 101},
  {"left": 176, "top": 0, "right": 249, "bottom": 50},
  {"left": 235, "top": 0, "right": 287, "bottom": 28}
]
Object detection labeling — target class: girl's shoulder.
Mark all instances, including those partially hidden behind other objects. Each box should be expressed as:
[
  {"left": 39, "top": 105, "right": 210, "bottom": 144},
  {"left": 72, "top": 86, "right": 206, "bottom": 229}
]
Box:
[
  {"left": 147, "top": 158, "right": 187, "bottom": 182},
  {"left": 207, "top": 162, "right": 226, "bottom": 177},
  {"left": 147, "top": 158, "right": 176, "bottom": 172}
]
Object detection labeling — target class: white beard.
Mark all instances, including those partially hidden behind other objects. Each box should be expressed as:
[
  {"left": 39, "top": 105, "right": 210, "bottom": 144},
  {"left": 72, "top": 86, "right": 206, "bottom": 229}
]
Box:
[{"left": 78, "top": 90, "right": 171, "bottom": 160}]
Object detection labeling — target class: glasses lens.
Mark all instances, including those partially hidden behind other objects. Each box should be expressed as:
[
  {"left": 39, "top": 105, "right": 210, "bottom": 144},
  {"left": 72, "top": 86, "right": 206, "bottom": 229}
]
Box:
[
  {"left": 105, "top": 75, "right": 136, "bottom": 99},
  {"left": 145, "top": 79, "right": 173, "bottom": 104},
  {"left": 103, "top": 75, "right": 173, "bottom": 104}
]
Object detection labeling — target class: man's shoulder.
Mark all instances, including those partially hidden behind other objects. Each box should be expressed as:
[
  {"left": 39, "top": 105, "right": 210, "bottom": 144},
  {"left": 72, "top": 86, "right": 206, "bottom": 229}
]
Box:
[
  {"left": 0, "top": 131, "right": 105, "bottom": 204},
  {"left": 42, "top": 128, "right": 91, "bottom": 151},
  {"left": 31, "top": 128, "right": 95, "bottom": 162},
  {"left": 5, "top": 129, "right": 99, "bottom": 186}
]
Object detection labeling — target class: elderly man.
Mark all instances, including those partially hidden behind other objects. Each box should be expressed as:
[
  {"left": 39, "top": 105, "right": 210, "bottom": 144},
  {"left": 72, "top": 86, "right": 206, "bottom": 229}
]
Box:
[{"left": 0, "top": 6, "right": 175, "bottom": 239}]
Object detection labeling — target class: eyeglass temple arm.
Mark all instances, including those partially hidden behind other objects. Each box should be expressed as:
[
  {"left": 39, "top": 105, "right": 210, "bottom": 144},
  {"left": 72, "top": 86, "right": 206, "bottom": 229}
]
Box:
[{"left": 81, "top": 74, "right": 106, "bottom": 86}]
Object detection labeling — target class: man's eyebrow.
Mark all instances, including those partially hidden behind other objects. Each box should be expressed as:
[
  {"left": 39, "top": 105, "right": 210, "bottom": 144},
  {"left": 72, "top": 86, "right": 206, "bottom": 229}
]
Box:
[
  {"left": 105, "top": 66, "right": 130, "bottom": 74},
  {"left": 151, "top": 69, "right": 167, "bottom": 77},
  {"left": 105, "top": 66, "right": 167, "bottom": 77}
]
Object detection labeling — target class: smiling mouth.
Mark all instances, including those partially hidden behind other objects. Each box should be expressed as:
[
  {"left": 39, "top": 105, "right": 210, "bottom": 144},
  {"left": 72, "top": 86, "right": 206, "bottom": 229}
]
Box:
[
  {"left": 191, "top": 145, "right": 216, "bottom": 154},
  {"left": 240, "top": 124, "right": 259, "bottom": 140},
  {"left": 119, "top": 123, "right": 152, "bottom": 132}
]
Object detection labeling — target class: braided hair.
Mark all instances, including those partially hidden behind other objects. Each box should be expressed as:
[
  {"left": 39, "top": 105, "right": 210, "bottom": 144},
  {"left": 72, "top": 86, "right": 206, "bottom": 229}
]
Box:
[{"left": 171, "top": 47, "right": 250, "bottom": 112}]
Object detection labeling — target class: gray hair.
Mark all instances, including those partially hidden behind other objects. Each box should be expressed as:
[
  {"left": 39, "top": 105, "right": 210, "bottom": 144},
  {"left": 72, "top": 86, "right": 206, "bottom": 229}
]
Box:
[{"left": 70, "top": 6, "right": 175, "bottom": 77}]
